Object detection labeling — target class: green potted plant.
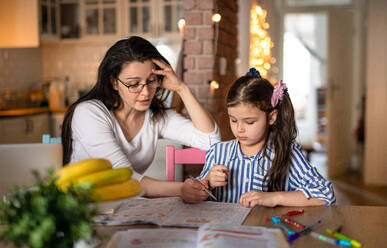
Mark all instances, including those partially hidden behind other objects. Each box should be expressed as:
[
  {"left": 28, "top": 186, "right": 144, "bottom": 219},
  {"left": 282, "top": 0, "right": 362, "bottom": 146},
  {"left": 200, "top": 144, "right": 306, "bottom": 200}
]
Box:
[{"left": 0, "top": 170, "right": 98, "bottom": 248}]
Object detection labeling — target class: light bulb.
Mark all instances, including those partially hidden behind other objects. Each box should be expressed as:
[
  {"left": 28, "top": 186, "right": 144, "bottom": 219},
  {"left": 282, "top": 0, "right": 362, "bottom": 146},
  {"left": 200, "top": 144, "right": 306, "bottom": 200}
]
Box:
[
  {"left": 212, "top": 13, "right": 221, "bottom": 23},
  {"left": 177, "top": 18, "right": 186, "bottom": 30},
  {"left": 209, "top": 80, "right": 220, "bottom": 89}
]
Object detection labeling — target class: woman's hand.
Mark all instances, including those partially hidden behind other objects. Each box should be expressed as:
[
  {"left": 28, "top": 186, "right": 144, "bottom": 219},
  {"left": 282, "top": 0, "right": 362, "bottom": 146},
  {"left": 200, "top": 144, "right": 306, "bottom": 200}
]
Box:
[
  {"left": 152, "top": 59, "right": 217, "bottom": 134},
  {"left": 180, "top": 178, "right": 210, "bottom": 203},
  {"left": 207, "top": 165, "right": 229, "bottom": 189},
  {"left": 152, "top": 59, "right": 184, "bottom": 92},
  {"left": 239, "top": 191, "right": 280, "bottom": 208}
]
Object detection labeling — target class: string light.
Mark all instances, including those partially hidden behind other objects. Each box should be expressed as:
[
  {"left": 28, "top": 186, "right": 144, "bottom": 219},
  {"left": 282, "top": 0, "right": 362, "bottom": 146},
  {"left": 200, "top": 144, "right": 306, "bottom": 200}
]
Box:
[
  {"left": 212, "top": 13, "right": 222, "bottom": 23},
  {"left": 249, "top": 4, "right": 275, "bottom": 78},
  {"left": 209, "top": 80, "right": 220, "bottom": 89},
  {"left": 177, "top": 18, "right": 186, "bottom": 31}
]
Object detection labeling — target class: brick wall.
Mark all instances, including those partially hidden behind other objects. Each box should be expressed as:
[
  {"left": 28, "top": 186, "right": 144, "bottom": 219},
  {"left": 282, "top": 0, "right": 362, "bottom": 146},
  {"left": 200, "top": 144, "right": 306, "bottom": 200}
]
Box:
[{"left": 183, "top": 0, "right": 238, "bottom": 140}]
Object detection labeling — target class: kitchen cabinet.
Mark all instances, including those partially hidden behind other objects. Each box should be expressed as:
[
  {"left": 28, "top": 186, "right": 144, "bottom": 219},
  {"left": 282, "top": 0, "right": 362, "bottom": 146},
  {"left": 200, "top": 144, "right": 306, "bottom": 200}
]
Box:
[
  {"left": 50, "top": 112, "right": 65, "bottom": 137},
  {"left": 39, "top": 0, "right": 60, "bottom": 40},
  {"left": 82, "top": 0, "right": 119, "bottom": 38},
  {"left": 125, "top": 0, "right": 183, "bottom": 39},
  {"left": 39, "top": 0, "right": 183, "bottom": 41},
  {"left": 0, "top": 0, "right": 39, "bottom": 48},
  {"left": 0, "top": 113, "right": 50, "bottom": 144}
]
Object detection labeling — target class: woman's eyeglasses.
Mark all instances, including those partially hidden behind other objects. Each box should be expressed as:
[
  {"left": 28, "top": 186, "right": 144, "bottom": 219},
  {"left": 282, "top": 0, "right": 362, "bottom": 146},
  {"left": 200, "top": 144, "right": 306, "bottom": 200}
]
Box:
[{"left": 116, "top": 77, "right": 160, "bottom": 93}]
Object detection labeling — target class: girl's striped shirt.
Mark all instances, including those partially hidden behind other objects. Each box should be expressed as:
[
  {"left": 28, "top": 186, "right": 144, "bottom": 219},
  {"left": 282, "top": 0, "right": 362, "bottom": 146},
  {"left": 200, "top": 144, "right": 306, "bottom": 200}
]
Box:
[{"left": 197, "top": 139, "right": 336, "bottom": 205}]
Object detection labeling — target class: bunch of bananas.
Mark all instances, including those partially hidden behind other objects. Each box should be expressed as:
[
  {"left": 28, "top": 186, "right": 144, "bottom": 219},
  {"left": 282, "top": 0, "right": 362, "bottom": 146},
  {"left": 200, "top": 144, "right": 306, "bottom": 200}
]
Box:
[{"left": 55, "top": 158, "right": 142, "bottom": 202}]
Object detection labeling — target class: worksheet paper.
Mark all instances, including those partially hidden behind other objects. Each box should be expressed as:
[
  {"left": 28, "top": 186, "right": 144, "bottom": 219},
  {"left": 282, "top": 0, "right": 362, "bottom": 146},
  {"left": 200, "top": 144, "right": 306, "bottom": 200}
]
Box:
[
  {"left": 94, "top": 197, "right": 251, "bottom": 227},
  {"left": 106, "top": 224, "right": 289, "bottom": 248}
]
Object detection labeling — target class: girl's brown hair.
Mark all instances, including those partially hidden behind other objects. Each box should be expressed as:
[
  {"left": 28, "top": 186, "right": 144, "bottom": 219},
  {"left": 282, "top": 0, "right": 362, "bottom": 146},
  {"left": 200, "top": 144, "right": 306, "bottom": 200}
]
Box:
[{"left": 226, "top": 75, "right": 297, "bottom": 191}]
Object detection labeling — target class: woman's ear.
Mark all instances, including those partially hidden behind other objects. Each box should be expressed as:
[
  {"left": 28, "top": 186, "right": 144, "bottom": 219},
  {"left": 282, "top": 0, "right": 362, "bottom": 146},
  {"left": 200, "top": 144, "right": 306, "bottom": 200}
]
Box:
[
  {"left": 111, "top": 77, "right": 119, "bottom": 91},
  {"left": 268, "top": 109, "right": 278, "bottom": 126}
]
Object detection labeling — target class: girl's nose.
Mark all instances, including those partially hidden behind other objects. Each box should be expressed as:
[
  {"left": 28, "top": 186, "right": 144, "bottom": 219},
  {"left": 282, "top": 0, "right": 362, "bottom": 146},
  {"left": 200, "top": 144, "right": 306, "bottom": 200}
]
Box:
[{"left": 237, "top": 123, "right": 245, "bottom": 132}]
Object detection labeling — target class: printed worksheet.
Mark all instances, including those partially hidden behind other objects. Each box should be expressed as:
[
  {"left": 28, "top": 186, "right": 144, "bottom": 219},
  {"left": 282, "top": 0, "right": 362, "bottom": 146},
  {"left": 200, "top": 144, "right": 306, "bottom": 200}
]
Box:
[
  {"left": 94, "top": 197, "right": 251, "bottom": 227},
  {"left": 106, "top": 228, "right": 197, "bottom": 248},
  {"left": 197, "top": 224, "right": 290, "bottom": 248},
  {"left": 106, "top": 224, "right": 289, "bottom": 248}
]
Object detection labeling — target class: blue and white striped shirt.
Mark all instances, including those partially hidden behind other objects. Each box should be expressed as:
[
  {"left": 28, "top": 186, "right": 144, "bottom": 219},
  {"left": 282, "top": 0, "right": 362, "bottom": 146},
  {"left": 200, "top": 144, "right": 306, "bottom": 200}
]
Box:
[{"left": 198, "top": 139, "right": 336, "bottom": 205}]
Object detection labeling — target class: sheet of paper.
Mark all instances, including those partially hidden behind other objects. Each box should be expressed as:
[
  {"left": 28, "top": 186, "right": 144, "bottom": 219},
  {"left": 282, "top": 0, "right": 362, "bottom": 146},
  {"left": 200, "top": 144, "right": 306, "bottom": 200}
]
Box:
[
  {"left": 162, "top": 200, "right": 251, "bottom": 227},
  {"left": 106, "top": 224, "right": 290, "bottom": 248},
  {"left": 106, "top": 228, "right": 197, "bottom": 248},
  {"left": 94, "top": 197, "right": 251, "bottom": 227},
  {"left": 197, "top": 224, "right": 290, "bottom": 248},
  {"left": 94, "top": 197, "right": 181, "bottom": 225}
]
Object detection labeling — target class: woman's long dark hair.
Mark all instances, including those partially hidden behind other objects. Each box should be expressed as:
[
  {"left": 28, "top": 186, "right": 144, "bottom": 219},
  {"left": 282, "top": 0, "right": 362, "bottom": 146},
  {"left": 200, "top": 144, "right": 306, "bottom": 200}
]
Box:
[
  {"left": 226, "top": 76, "right": 297, "bottom": 192},
  {"left": 61, "top": 36, "right": 170, "bottom": 165}
]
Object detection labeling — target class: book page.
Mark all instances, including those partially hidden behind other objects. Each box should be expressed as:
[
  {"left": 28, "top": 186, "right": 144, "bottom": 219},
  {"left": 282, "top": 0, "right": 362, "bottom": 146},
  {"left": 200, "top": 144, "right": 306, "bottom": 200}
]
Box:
[
  {"left": 94, "top": 197, "right": 181, "bottom": 225},
  {"left": 94, "top": 197, "right": 251, "bottom": 227},
  {"left": 163, "top": 200, "right": 251, "bottom": 227},
  {"left": 197, "top": 224, "right": 290, "bottom": 248},
  {"left": 107, "top": 228, "right": 197, "bottom": 248}
]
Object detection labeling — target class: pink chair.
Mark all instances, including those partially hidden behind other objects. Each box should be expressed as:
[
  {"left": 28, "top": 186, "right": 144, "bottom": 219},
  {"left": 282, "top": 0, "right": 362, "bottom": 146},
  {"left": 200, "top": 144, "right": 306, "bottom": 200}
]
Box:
[{"left": 165, "top": 145, "right": 206, "bottom": 181}]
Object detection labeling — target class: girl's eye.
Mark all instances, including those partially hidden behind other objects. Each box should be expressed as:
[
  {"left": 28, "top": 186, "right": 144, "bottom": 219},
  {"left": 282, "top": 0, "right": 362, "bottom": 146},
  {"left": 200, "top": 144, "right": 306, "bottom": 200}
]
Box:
[
  {"left": 230, "top": 119, "right": 237, "bottom": 123},
  {"left": 246, "top": 121, "right": 255, "bottom": 125}
]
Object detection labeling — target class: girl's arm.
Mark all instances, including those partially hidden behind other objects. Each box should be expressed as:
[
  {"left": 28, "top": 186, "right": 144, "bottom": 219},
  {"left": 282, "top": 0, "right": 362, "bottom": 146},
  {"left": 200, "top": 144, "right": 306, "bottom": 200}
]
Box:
[
  {"left": 239, "top": 190, "right": 325, "bottom": 208},
  {"left": 275, "top": 191, "right": 325, "bottom": 206},
  {"left": 140, "top": 176, "right": 209, "bottom": 203},
  {"left": 152, "top": 59, "right": 216, "bottom": 133}
]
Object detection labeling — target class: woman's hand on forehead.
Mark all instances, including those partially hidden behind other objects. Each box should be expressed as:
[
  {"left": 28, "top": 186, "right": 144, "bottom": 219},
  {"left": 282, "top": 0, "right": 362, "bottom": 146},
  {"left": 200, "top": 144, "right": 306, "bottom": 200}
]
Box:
[{"left": 151, "top": 58, "right": 183, "bottom": 92}]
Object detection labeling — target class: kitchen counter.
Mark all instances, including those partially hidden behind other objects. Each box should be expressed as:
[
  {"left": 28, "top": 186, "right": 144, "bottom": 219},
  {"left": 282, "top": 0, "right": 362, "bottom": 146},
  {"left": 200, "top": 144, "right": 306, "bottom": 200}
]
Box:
[{"left": 0, "top": 107, "right": 67, "bottom": 117}]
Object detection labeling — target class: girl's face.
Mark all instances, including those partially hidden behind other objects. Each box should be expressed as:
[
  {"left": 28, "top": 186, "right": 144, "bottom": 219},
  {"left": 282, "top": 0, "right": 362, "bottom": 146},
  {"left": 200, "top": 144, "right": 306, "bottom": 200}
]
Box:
[
  {"left": 113, "top": 60, "right": 159, "bottom": 112},
  {"left": 228, "top": 103, "right": 277, "bottom": 154}
]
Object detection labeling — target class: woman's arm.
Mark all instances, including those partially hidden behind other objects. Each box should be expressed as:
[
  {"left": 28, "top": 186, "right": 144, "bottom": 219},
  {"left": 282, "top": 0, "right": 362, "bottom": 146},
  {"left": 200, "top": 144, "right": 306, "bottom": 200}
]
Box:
[
  {"left": 140, "top": 176, "right": 210, "bottom": 203},
  {"left": 152, "top": 59, "right": 216, "bottom": 133},
  {"left": 175, "top": 84, "right": 215, "bottom": 132}
]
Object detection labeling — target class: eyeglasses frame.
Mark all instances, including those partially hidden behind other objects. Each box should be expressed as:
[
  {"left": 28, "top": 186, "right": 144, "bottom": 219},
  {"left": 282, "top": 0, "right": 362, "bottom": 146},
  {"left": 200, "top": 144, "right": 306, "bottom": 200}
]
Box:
[{"left": 116, "top": 77, "right": 160, "bottom": 93}]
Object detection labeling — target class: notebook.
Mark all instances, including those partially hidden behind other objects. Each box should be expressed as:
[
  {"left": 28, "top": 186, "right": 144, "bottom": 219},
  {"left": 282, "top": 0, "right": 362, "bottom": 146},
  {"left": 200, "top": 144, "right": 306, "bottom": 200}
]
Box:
[{"left": 0, "top": 143, "right": 62, "bottom": 196}]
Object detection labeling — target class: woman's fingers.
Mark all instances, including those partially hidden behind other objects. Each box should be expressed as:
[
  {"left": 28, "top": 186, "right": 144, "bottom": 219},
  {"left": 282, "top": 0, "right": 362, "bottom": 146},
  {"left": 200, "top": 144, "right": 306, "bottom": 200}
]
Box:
[
  {"left": 151, "top": 59, "right": 173, "bottom": 74},
  {"left": 151, "top": 58, "right": 168, "bottom": 69},
  {"left": 181, "top": 179, "right": 208, "bottom": 203},
  {"left": 152, "top": 67, "right": 172, "bottom": 75}
]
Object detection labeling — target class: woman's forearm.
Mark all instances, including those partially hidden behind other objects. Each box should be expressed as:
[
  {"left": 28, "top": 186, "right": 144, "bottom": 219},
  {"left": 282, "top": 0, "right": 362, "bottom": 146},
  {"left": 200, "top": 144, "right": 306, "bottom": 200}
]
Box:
[
  {"left": 176, "top": 84, "right": 216, "bottom": 133},
  {"left": 140, "top": 176, "right": 182, "bottom": 197}
]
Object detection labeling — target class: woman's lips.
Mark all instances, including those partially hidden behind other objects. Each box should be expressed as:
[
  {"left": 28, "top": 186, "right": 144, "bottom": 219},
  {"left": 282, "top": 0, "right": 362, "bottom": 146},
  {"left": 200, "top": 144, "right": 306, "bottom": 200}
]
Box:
[
  {"left": 138, "top": 99, "right": 150, "bottom": 105},
  {"left": 238, "top": 136, "right": 247, "bottom": 141}
]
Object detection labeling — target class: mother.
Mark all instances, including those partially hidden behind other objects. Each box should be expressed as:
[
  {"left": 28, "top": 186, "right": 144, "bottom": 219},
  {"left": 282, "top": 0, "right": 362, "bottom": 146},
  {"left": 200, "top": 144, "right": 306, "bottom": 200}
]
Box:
[{"left": 61, "top": 36, "right": 220, "bottom": 202}]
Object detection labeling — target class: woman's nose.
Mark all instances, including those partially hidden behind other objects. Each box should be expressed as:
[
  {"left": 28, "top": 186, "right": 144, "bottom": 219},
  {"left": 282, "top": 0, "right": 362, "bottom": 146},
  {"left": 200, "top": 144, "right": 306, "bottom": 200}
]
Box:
[{"left": 139, "top": 84, "right": 150, "bottom": 95}]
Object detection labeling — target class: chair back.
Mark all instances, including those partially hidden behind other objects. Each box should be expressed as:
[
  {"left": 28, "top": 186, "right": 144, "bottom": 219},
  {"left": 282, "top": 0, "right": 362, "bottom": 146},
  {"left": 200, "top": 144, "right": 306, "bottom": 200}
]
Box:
[
  {"left": 42, "top": 133, "right": 62, "bottom": 144},
  {"left": 165, "top": 145, "right": 206, "bottom": 181}
]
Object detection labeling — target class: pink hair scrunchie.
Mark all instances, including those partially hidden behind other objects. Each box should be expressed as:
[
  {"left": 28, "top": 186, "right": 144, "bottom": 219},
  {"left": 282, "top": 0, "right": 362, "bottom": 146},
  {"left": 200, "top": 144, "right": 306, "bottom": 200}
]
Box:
[{"left": 271, "top": 80, "right": 287, "bottom": 107}]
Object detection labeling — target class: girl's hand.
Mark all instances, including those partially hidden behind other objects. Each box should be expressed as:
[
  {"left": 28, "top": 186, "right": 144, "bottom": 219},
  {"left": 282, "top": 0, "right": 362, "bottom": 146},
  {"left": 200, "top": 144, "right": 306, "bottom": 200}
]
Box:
[
  {"left": 207, "top": 165, "right": 229, "bottom": 189},
  {"left": 152, "top": 59, "right": 184, "bottom": 92},
  {"left": 181, "top": 178, "right": 210, "bottom": 203},
  {"left": 239, "top": 191, "right": 279, "bottom": 208}
]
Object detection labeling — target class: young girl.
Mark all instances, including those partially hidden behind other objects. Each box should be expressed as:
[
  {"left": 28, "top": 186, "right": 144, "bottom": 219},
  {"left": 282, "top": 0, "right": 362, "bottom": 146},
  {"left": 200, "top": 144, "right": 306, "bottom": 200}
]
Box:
[{"left": 197, "top": 68, "right": 335, "bottom": 207}]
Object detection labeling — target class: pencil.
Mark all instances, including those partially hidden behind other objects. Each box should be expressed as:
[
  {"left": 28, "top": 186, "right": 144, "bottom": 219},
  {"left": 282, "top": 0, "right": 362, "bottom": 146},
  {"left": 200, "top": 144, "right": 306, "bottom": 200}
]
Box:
[{"left": 188, "top": 175, "right": 217, "bottom": 201}]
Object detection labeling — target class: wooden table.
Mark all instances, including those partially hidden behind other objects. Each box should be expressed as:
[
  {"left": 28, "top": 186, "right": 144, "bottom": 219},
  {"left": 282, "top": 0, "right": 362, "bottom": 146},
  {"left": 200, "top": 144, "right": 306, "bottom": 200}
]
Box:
[{"left": 96, "top": 205, "right": 387, "bottom": 248}]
